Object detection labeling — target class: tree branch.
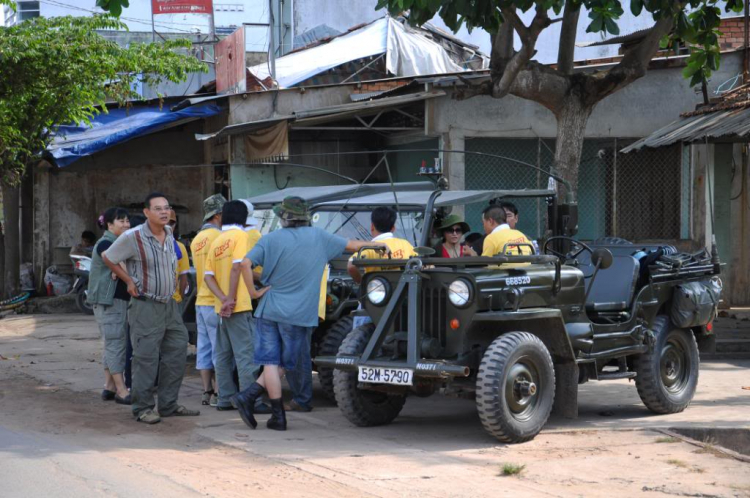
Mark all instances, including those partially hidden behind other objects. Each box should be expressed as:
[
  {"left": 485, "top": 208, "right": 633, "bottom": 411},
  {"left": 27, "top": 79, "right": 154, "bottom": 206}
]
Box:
[
  {"left": 509, "top": 61, "right": 570, "bottom": 113},
  {"left": 590, "top": 4, "right": 683, "bottom": 102},
  {"left": 557, "top": 2, "right": 581, "bottom": 75},
  {"left": 490, "top": 17, "right": 514, "bottom": 77},
  {"left": 492, "top": 4, "right": 551, "bottom": 99}
]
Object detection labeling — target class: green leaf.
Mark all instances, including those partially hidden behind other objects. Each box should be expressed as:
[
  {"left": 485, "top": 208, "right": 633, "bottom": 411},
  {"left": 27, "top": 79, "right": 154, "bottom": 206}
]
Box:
[
  {"left": 604, "top": 17, "right": 620, "bottom": 35},
  {"left": 586, "top": 15, "right": 604, "bottom": 33},
  {"left": 631, "top": 0, "right": 644, "bottom": 16}
]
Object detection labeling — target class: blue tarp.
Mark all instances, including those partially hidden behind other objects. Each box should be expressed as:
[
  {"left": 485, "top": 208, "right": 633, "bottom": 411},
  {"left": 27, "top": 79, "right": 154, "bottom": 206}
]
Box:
[{"left": 48, "top": 103, "right": 222, "bottom": 167}]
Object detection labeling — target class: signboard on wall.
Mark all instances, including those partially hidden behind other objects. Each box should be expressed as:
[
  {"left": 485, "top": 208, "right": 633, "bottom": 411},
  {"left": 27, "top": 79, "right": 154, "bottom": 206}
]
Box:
[
  {"left": 215, "top": 27, "right": 247, "bottom": 95},
  {"left": 151, "top": 0, "right": 213, "bottom": 15}
]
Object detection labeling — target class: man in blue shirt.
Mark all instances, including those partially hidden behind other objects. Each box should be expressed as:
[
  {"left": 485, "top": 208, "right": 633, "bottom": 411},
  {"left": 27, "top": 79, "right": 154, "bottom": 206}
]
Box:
[{"left": 230, "top": 196, "right": 388, "bottom": 431}]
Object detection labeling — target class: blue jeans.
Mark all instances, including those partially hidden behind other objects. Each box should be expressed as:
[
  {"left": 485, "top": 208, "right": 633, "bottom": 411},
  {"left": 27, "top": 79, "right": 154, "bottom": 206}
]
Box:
[
  {"left": 286, "top": 328, "right": 314, "bottom": 410},
  {"left": 254, "top": 318, "right": 313, "bottom": 371}
]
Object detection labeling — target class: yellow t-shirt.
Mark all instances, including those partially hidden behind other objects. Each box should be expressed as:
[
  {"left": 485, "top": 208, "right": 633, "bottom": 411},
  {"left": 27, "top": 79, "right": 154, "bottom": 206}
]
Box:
[
  {"left": 318, "top": 265, "right": 329, "bottom": 320},
  {"left": 173, "top": 240, "right": 190, "bottom": 303},
  {"left": 190, "top": 227, "right": 221, "bottom": 306},
  {"left": 357, "top": 236, "right": 416, "bottom": 273},
  {"left": 245, "top": 228, "right": 263, "bottom": 276},
  {"left": 205, "top": 228, "right": 254, "bottom": 314},
  {"left": 482, "top": 228, "right": 533, "bottom": 268}
]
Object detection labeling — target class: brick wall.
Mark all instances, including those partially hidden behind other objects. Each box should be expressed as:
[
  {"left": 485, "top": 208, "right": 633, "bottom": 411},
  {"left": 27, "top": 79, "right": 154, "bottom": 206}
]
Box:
[{"left": 720, "top": 17, "right": 747, "bottom": 51}]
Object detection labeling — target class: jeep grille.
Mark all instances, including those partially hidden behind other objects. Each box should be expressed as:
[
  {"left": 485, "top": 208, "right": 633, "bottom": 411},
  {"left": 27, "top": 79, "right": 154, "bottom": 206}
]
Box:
[{"left": 393, "top": 286, "right": 447, "bottom": 347}]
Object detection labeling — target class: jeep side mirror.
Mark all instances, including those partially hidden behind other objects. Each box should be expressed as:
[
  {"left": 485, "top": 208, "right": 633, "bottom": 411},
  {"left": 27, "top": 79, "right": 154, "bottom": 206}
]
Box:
[{"left": 591, "top": 248, "right": 613, "bottom": 270}]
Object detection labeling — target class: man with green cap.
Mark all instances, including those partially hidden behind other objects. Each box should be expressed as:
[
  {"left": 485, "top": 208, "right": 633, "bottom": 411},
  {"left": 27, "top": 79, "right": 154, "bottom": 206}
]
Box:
[
  {"left": 190, "top": 193, "right": 226, "bottom": 407},
  {"left": 230, "top": 196, "right": 389, "bottom": 431}
]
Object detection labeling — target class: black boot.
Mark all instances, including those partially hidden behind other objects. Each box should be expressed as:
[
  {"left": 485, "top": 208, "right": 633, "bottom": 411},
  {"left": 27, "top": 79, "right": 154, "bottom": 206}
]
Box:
[
  {"left": 230, "top": 382, "right": 264, "bottom": 429},
  {"left": 266, "top": 398, "right": 287, "bottom": 431}
]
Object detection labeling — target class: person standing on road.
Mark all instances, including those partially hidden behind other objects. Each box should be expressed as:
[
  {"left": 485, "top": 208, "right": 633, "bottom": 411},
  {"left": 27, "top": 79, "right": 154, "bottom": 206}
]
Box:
[
  {"left": 231, "top": 196, "right": 389, "bottom": 431},
  {"left": 102, "top": 192, "right": 200, "bottom": 425},
  {"left": 89, "top": 207, "right": 132, "bottom": 405},
  {"left": 203, "top": 200, "right": 270, "bottom": 413},
  {"left": 190, "top": 194, "right": 226, "bottom": 407}
]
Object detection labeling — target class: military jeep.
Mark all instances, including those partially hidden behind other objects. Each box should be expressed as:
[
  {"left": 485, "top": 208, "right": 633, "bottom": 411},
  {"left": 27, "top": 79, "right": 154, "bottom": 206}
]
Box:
[
  {"left": 248, "top": 181, "right": 434, "bottom": 401},
  {"left": 314, "top": 187, "right": 722, "bottom": 444}
]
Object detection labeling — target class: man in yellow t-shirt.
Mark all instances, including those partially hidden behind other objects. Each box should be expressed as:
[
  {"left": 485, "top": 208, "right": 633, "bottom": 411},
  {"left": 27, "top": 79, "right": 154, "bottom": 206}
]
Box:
[
  {"left": 168, "top": 210, "right": 190, "bottom": 307},
  {"left": 204, "top": 200, "right": 269, "bottom": 412},
  {"left": 190, "top": 194, "right": 225, "bottom": 407},
  {"left": 481, "top": 204, "right": 533, "bottom": 267},
  {"left": 347, "top": 207, "right": 415, "bottom": 329}
]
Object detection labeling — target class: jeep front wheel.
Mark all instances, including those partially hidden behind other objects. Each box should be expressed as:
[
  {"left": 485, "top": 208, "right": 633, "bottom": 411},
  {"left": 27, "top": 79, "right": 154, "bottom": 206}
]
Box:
[
  {"left": 333, "top": 324, "right": 406, "bottom": 427},
  {"left": 476, "top": 332, "right": 555, "bottom": 444},
  {"left": 634, "top": 315, "right": 699, "bottom": 414},
  {"left": 317, "top": 316, "right": 353, "bottom": 403}
]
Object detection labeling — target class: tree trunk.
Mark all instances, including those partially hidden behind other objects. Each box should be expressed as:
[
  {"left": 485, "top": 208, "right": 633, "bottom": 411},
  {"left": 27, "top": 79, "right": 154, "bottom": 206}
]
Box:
[
  {"left": 0, "top": 221, "right": 5, "bottom": 295},
  {"left": 2, "top": 183, "right": 20, "bottom": 298},
  {"left": 553, "top": 99, "right": 594, "bottom": 201},
  {"left": 20, "top": 172, "right": 34, "bottom": 263}
]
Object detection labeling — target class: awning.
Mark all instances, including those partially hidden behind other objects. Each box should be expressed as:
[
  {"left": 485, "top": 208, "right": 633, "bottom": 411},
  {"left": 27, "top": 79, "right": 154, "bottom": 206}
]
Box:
[
  {"left": 621, "top": 107, "right": 750, "bottom": 153},
  {"left": 48, "top": 103, "right": 223, "bottom": 167},
  {"left": 195, "top": 90, "right": 445, "bottom": 141}
]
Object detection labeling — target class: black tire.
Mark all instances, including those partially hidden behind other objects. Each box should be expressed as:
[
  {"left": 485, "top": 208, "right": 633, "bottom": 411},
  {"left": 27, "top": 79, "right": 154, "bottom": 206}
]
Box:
[
  {"left": 476, "top": 332, "right": 555, "bottom": 444},
  {"left": 318, "top": 316, "right": 353, "bottom": 403},
  {"left": 592, "top": 237, "right": 632, "bottom": 245},
  {"left": 634, "top": 315, "right": 699, "bottom": 414},
  {"left": 333, "top": 324, "right": 406, "bottom": 427},
  {"left": 76, "top": 286, "right": 94, "bottom": 315}
]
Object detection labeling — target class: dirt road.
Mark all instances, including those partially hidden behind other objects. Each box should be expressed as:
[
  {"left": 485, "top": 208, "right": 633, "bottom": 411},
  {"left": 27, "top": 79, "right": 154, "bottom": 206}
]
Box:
[{"left": 1, "top": 314, "right": 749, "bottom": 497}]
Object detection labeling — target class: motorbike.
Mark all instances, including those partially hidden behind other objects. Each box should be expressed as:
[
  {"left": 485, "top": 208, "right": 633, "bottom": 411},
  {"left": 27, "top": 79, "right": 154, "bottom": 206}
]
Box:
[{"left": 69, "top": 254, "right": 93, "bottom": 315}]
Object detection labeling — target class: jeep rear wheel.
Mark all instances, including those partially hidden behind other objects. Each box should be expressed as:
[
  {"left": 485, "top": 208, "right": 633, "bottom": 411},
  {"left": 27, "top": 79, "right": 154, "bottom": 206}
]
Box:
[
  {"left": 634, "top": 315, "right": 699, "bottom": 414},
  {"left": 476, "top": 332, "right": 555, "bottom": 444},
  {"left": 333, "top": 324, "right": 406, "bottom": 427},
  {"left": 318, "top": 316, "right": 353, "bottom": 403}
]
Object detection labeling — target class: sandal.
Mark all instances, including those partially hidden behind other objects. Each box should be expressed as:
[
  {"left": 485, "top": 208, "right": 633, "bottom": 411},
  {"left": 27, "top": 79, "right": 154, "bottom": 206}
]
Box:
[
  {"left": 201, "top": 390, "right": 215, "bottom": 406},
  {"left": 136, "top": 409, "right": 161, "bottom": 425}
]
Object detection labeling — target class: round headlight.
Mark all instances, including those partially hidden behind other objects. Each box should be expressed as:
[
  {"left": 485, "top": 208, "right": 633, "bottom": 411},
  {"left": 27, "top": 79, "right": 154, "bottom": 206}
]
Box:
[
  {"left": 367, "top": 278, "right": 388, "bottom": 305},
  {"left": 448, "top": 279, "right": 471, "bottom": 307}
]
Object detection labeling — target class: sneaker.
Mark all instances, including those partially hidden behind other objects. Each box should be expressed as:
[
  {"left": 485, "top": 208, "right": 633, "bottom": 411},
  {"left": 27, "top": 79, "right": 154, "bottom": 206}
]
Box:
[
  {"left": 209, "top": 393, "right": 218, "bottom": 407},
  {"left": 136, "top": 409, "right": 161, "bottom": 425}
]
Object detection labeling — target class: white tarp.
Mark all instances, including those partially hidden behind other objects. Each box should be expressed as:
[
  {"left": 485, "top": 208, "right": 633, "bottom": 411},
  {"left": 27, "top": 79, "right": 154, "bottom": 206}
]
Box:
[{"left": 248, "top": 17, "right": 466, "bottom": 89}]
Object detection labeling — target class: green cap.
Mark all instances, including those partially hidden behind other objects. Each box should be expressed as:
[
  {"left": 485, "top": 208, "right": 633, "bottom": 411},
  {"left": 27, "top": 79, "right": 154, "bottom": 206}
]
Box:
[
  {"left": 435, "top": 214, "right": 470, "bottom": 233},
  {"left": 203, "top": 194, "right": 227, "bottom": 222},
  {"left": 273, "top": 196, "right": 310, "bottom": 221}
]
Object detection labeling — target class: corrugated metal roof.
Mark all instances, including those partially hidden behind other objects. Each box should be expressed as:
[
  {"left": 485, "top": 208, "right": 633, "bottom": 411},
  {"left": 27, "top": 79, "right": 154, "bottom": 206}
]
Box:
[
  {"left": 621, "top": 107, "right": 750, "bottom": 152},
  {"left": 575, "top": 27, "right": 652, "bottom": 48},
  {"left": 196, "top": 90, "right": 445, "bottom": 140}
]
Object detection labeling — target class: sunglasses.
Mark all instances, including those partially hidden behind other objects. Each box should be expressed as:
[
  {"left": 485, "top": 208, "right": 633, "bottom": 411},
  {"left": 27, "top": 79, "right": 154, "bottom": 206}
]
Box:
[{"left": 445, "top": 227, "right": 463, "bottom": 234}]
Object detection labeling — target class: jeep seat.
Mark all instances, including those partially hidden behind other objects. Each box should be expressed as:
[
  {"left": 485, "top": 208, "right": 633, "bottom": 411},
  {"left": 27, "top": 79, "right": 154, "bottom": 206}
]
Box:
[{"left": 584, "top": 255, "right": 640, "bottom": 312}]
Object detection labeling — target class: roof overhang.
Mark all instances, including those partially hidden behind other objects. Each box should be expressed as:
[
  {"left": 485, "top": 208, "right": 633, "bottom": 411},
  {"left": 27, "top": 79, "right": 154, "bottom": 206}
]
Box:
[
  {"left": 247, "top": 181, "right": 435, "bottom": 208},
  {"left": 195, "top": 90, "right": 445, "bottom": 141},
  {"left": 621, "top": 106, "right": 750, "bottom": 152}
]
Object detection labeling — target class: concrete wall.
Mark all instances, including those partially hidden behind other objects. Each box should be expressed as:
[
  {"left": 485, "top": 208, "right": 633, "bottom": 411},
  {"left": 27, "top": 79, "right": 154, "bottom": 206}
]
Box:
[{"left": 33, "top": 121, "right": 214, "bottom": 282}]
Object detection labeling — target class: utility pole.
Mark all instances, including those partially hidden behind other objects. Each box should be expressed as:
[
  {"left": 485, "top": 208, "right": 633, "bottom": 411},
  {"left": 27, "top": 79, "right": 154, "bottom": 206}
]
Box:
[{"left": 268, "top": 0, "right": 276, "bottom": 85}]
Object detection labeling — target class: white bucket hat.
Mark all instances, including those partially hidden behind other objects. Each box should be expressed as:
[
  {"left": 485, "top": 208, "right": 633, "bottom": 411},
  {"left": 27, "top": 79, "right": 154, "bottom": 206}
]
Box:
[{"left": 240, "top": 199, "right": 260, "bottom": 230}]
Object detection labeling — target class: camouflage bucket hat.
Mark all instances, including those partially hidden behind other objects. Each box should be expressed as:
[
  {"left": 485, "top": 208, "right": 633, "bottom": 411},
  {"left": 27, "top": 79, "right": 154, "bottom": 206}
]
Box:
[
  {"left": 203, "top": 194, "right": 227, "bottom": 222},
  {"left": 273, "top": 196, "right": 311, "bottom": 221}
]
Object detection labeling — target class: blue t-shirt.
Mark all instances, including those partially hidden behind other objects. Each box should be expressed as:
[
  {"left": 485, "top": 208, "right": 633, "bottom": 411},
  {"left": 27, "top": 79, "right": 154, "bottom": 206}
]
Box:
[{"left": 248, "top": 227, "right": 348, "bottom": 327}]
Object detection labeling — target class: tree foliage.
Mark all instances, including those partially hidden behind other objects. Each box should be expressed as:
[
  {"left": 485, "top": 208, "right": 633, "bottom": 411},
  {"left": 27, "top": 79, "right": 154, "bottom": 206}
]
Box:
[
  {"left": 0, "top": 14, "right": 206, "bottom": 186},
  {"left": 379, "top": 0, "right": 744, "bottom": 92}
]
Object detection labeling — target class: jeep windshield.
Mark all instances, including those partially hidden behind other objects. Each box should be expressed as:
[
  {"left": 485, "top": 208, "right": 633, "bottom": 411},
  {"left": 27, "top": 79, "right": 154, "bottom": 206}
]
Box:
[{"left": 312, "top": 209, "right": 425, "bottom": 246}]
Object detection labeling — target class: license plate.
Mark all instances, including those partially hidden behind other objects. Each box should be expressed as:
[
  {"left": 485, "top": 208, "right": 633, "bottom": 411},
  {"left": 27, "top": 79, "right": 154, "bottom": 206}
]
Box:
[{"left": 358, "top": 366, "right": 413, "bottom": 386}]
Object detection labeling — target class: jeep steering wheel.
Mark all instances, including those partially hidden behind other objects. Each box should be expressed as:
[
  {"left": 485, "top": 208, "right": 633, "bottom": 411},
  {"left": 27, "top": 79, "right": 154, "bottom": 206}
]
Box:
[{"left": 543, "top": 236, "right": 593, "bottom": 264}]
